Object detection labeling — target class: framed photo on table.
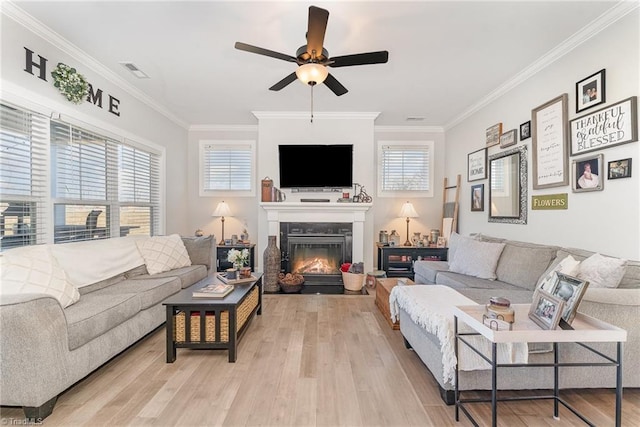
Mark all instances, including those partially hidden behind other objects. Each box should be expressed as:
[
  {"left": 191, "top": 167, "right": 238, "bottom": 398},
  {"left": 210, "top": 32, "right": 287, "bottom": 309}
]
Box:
[
  {"left": 576, "top": 69, "right": 605, "bottom": 113},
  {"left": 545, "top": 272, "right": 589, "bottom": 325},
  {"left": 529, "top": 289, "right": 565, "bottom": 330},
  {"left": 573, "top": 154, "right": 604, "bottom": 192},
  {"left": 467, "top": 148, "right": 487, "bottom": 181},
  {"left": 532, "top": 94, "right": 569, "bottom": 189}
]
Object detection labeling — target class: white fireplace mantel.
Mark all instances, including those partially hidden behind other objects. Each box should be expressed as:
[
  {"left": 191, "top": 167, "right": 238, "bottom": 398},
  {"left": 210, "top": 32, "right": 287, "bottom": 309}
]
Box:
[{"left": 260, "top": 202, "right": 372, "bottom": 263}]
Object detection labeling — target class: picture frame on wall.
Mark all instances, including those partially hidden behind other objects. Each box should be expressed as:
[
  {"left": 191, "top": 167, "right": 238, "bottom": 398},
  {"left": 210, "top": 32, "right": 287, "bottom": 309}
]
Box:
[
  {"left": 532, "top": 94, "right": 569, "bottom": 189},
  {"left": 471, "top": 184, "right": 484, "bottom": 212},
  {"left": 486, "top": 123, "right": 502, "bottom": 147},
  {"left": 519, "top": 121, "right": 531, "bottom": 140},
  {"left": 467, "top": 148, "right": 487, "bottom": 181},
  {"left": 572, "top": 153, "right": 604, "bottom": 192},
  {"left": 528, "top": 289, "right": 565, "bottom": 330},
  {"left": 576, "top": 69, "right": 606, "bottom": 113},
  {"left": 499, "top": 129, "right": 517, "bottom": 148},
  {"left": 570, "top": 96, "right": 638, "bottom": 156},
  {"left": 608, "top": 158, "right": 632, "bottom": 179}
]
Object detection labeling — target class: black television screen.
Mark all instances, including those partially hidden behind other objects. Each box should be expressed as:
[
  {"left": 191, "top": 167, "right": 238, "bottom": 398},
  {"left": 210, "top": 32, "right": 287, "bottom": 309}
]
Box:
[{"left": 278, "top": 144, "right": 353, "bottom": 189}]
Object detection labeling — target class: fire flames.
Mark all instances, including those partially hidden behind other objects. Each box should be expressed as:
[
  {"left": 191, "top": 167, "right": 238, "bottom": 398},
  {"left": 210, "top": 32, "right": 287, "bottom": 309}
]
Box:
[{"left": 292, "top": 257, "right": 339, "bottom": 274}]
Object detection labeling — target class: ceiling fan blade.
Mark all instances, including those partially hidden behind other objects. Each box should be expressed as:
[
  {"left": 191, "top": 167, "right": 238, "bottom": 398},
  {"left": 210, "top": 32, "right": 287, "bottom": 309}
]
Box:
[
  {"left": 269, "top": 72, "right": 298, "bottom": 91},
  {"left": 306, "top": 6, "right": 329, "bottom": 58},
  {"left": 328, "top": 51, "right": 389, "bottom": 68},
  {"left": 235, "top": 42, "right": 298, "bottom": 63},
  {"left": 324, "top": 73, "right": 348, "bottom": 96}
]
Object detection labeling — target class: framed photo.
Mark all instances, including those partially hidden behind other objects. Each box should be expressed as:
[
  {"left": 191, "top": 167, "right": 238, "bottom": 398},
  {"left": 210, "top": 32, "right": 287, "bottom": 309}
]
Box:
[
  {"left": 608, "top": 158, "right": 632, "bottom": 179},
  {"left": 436, "top": 236, "right": 447, "bottom": 248},
  {"left": 499, "top": 129, "right": 517, "bottom": 148},
  {"left": 486, "top": 123, "right": 502, "bottom": 147},
  {"left": 573, "top": 154, "right": 604, "bottom": 192},
  {"left": 532, "top": 94, "right": 569, "bottom": 189},
  {"left": 545, "top": 272, "right": 589, "bottom": 325},
  {"left": 528, "top": 289, "right": 565, "bottom": 330},
  {"left": 467, "top": 148, "right": 487, "bottom": 181},
  {"left": 570, "top": 96, "right": 638, "bottom": 156},
  {"left": 471, "top": 184, "right": 484, "bottom": 212},
  {"left": 576, "top": 69, "right": 605, "bottom": 113},
  {"left": 519, "top": 121, "right": 531, "bottom": 140}
]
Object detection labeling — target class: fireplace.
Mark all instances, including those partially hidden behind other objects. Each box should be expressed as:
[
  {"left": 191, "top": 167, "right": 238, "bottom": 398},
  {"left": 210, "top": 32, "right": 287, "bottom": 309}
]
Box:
[{"left": 280, "top": 222, "right": 352, "bottom": 283}]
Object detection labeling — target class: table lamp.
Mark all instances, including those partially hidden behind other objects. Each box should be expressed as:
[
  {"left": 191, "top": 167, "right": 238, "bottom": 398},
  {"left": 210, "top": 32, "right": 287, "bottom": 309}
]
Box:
[
  {"left": 212, "top": 201, "right": 232, "bottom": 245},
  {"left": 399, "top": 201, "right": 419, "bottom": 246}
]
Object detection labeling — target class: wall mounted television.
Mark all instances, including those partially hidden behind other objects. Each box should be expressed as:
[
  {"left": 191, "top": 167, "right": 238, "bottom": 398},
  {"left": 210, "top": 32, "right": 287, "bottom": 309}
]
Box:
[{"left": 278, "top": 144, "right": 353, "bottom": 190}]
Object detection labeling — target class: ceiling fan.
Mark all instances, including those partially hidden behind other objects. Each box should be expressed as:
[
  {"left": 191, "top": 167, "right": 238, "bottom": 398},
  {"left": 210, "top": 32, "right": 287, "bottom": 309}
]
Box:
[{"left": 234, "top": 5, "right": 389, "bottom": 96}]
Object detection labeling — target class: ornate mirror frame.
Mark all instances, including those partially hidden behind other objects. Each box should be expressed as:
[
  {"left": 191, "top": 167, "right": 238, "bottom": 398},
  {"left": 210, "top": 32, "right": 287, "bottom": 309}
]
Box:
[{"left": 488, "top": 145, "right": 528, "bottom": 224}]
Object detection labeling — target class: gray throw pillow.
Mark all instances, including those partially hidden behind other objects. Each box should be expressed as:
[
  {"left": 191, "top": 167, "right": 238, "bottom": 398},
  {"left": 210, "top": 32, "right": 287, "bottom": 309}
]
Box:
[
  {"left": 181, "top": 235, "right": 214, "bottom": 270},
  {"left": 448, "top": 238, "right": 506, "bottom": 280}
]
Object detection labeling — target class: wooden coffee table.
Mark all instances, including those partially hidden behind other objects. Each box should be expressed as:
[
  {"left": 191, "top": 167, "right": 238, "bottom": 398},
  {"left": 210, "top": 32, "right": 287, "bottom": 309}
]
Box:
[
  {"left": 375, "top": 277, "right": 414, "bottom": 329},
  {"left": 163, "top": 274, "right": 262, "bottom": 363}
]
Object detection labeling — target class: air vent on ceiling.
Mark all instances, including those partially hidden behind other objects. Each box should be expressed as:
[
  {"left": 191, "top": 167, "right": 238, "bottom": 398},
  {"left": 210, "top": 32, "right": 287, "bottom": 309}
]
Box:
[
  {"left": 405, "top": 116, "right": 425, "bottom": 122},
  {"left": 119, "top": 62, "right": 149, "bottom": 79}
]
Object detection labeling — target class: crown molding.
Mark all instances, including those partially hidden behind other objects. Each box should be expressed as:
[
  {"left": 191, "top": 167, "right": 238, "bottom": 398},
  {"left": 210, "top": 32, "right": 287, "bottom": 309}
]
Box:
[
  {"left": 252, "top": 111, "right": 380, "bottom": 120},
  {"left": 189, "top": 124, "right": 258, "bottom": 132},
  {"left": 375, "top": 125, "right": 444, "bottom": 133},
  {"left": 2, "top": 1, "right": 190, "bottom": 130},
  {"left": 444, "top": 0, "right": 639, "bottom": 130}
]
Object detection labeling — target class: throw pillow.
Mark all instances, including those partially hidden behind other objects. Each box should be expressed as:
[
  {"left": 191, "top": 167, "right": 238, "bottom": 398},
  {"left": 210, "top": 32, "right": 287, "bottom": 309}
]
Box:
[
  {"left": 577, "top": 253, "right": 627, "bottom": 288},
  {"left": 0, "top": 245, "right": 80, "bottom": 308},
  {"left": 448, "top": 238, "right": 506, "bottom": 280},
  {"left": 181, "top": 235, "right": 213, "bottom": 269},
  {"left": 447, "top": 232, "right": 479, "bottom": 266},
  {"left": 538, "top": 255, "right": 581, "bottom": 291},
  {"left": 136, "top": 234, "right": 192, "bottom": 275}
]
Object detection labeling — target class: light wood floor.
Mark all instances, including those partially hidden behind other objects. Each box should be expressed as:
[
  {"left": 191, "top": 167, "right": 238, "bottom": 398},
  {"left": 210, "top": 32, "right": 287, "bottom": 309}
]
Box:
[{"left": 2, "top": 293, "right": 638, "bottom": 426}]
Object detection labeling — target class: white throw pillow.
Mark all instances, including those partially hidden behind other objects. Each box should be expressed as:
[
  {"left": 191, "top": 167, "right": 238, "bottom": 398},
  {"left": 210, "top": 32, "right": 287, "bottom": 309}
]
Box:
[
  {"left": 448, "top": 238, "right": 506, "bottom": 280},
  {"left": 447, "top": 232, "right": 479, "bottom": 266},
  {"left": 577, "top": 253, "right": 627, "bottom": 288},
  {"left": 136, "top": 234, "right": 192, "bottom": 275},
  {"left": 0, "top": 245, "right": 80, "bottom": 308},
  {"left": 538, "top": 255, "right": 581, "bottom": 291}
]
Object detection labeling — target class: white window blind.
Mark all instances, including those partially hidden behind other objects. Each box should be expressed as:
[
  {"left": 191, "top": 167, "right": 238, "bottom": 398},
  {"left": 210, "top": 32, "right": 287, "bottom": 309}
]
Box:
[
  {"left": 201, "top": 141, "right": 254, "bottom": 194},
  {"left": 379, "top": 142, "right": 433, "bottom": 197},
  {"left": 0, "top": 103, "right": 49, "bottom": 250}
]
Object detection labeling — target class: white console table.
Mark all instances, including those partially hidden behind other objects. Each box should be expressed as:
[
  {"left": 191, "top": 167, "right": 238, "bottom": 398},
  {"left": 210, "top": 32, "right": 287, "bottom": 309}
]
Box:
[{"left": 453, "top": 304, "right": 627, "bottom": 427}]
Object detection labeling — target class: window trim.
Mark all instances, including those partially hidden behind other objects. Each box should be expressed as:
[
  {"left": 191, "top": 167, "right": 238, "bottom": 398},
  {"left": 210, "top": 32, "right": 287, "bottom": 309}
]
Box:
[
  {"left": 377, "top": 140, "right": 435, "bottom": 198},
  {"left": 199, "top": 139, "right": 256, "bottom": 197}
]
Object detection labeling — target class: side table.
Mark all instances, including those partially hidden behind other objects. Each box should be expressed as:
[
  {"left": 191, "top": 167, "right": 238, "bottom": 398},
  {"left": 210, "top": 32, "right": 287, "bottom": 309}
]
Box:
[
  {"left": 375, "top": 277, "right": 414, "bottom": 329},
  {"left": 453, "top": 304, "right": 627, "bottom": 427}
]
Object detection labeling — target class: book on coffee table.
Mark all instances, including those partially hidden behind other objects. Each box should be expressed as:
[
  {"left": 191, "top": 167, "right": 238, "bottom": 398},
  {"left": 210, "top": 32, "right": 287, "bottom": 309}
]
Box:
[
  {"left": 192, "top": 283, "right": 234, "bottom": 298},
  {"left": 216, "top": 272, "right": 259, "bottom": 285}
]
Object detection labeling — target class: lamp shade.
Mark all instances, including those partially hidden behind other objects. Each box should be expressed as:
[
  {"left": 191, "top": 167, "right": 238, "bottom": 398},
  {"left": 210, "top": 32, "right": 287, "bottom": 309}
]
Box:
[
  {"left": 296, "top": 63, "right": 329, "bottom": 85},
  {"left": 212, "top": 201, "right": 232, "bottom": 217},
  {"left": 399, "top": 201, "right": 419, "bottom": 218}
]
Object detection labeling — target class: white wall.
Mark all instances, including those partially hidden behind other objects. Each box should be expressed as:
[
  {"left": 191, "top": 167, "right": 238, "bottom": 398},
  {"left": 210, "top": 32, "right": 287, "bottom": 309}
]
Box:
[
  {"left": 0, "top": 13, "right": 190, "bottom": 235},
  {"left": 444, "top": 10, "right": 640, "bottom": 259}
]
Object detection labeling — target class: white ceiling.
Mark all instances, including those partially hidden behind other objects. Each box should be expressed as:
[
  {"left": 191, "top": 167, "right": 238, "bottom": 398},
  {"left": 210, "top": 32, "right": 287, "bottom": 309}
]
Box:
[{"left": 11, "top": 1, "right": 621, "bottom": 128}]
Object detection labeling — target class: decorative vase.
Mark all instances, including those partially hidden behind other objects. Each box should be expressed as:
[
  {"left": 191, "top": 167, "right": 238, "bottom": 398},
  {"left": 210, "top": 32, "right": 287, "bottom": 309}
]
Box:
[
  {"left": 412, "top": 232, "right": 421, "bottom": 247},
  {"left": 263, "top": 235, "right": 281, "bottom": 293}
]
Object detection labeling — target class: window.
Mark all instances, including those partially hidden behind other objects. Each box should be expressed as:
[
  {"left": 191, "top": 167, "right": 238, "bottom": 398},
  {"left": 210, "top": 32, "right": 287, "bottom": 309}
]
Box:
[
  {"left": 200, "top": 140, "right": 255, "bottom": 196},
  {"left": 51, "top": 121, "right": 160, "bottom": 243},
  {"left": 0, "top": 103, "right": 48, "bottom": 250},
  {"left": 378, "top": 141, "right": 434, "bottom": 198}
]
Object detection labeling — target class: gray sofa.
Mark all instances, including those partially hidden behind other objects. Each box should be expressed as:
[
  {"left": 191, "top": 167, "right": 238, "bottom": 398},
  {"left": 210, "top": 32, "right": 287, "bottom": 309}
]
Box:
[
  {"left": 404, "top": 233, "right": 639, "bottom": 403},
  {"left": 0, "top": 235, "right": 213, "bottom": 420}
]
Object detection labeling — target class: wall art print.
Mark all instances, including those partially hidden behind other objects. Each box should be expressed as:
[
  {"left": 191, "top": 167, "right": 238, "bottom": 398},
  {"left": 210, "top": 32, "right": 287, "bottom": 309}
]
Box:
[{"left": 532, "top": 94, "right": 569, "bottom": 189}]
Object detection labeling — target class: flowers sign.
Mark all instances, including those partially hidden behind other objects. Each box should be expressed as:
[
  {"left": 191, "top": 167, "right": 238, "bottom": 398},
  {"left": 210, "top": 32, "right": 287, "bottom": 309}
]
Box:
[
  {"left": 227, "top": 248, "right": 250, "bottom": 267},
  {"left": 51, "top": 63, "right": 89, "bottom": 104}
]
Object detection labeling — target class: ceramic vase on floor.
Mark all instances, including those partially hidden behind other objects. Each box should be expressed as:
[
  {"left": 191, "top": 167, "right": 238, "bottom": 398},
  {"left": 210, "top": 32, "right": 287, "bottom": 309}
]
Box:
[{"left": 263, "top": 235, "right": 281, "bottom": 293}]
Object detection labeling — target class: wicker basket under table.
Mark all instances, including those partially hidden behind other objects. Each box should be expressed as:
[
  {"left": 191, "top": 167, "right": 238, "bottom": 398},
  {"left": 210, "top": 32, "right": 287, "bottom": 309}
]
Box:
[{"left": 164, "top": 275, "right": 262, "bottom": 363}]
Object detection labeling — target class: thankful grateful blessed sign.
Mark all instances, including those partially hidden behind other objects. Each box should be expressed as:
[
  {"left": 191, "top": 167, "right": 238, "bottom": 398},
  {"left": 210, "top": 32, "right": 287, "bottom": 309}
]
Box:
[{"left": 570, "top": 96, "right": 637, "bottom": 155}]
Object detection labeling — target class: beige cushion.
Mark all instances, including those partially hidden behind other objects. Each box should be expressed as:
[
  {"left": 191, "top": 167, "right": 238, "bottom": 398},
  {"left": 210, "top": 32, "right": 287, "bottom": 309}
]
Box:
[
  {"left": 0, "top": 245, "right": 80, "bottom": 308},
  {"left": 577, "top": 253, "right": 627, "bottom": 288},
  {"left": 538, "top": 255, "right": 581, "bottom": 291},
  {"left": 448, "top": 238, "right": 505, "bottom": 280},
  {"left": 136, "top": 234, "right": 192, "bottom": 275}
]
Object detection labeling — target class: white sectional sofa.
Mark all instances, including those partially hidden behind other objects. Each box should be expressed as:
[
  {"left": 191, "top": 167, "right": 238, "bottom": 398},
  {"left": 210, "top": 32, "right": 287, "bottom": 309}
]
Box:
[
  {"left": 399, "top": 233, "right": 640, "bottom": 403},
  {"left": 0, "top": 234, "right": 213, "bottom": 420}
]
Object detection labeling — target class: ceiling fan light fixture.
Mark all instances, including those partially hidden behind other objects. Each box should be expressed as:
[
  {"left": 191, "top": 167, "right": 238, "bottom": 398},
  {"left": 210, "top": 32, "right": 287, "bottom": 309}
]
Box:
[{"left": 296, "top": 63, "right": 328, "bottom": 85}]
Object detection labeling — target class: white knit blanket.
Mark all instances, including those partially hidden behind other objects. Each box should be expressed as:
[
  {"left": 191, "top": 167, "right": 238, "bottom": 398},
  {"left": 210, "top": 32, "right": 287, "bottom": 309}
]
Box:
[{"left": 389, "top": 285, "right": 528, "bottom": 386}]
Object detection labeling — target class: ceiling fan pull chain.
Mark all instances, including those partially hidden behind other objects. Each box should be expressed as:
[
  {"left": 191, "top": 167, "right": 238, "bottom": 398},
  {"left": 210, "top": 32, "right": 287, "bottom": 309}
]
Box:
[{"left": 310, "top": 84, "right": 314, "bottom": 123}]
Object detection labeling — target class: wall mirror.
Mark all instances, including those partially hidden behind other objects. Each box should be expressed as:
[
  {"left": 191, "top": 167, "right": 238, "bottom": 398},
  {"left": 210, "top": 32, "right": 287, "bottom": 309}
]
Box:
[{"left": 489, "top": 145, "right": 527, "bottom": 224}]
